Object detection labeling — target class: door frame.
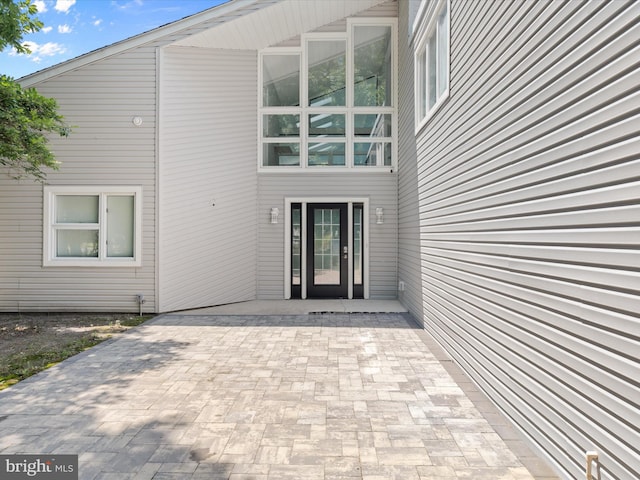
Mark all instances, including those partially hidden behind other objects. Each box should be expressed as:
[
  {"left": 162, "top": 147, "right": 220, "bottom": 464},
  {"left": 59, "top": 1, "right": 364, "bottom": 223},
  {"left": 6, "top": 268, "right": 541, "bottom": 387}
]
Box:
[{"left": 284, "top": 197, "right": 369, "bottom": 300}]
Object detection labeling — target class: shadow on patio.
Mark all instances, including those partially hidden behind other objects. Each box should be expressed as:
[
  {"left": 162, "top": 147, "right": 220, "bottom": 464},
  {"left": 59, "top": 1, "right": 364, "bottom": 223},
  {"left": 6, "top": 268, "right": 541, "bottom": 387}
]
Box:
[{"left": 0, "top": 313, "right": 558, "bottom": 479}]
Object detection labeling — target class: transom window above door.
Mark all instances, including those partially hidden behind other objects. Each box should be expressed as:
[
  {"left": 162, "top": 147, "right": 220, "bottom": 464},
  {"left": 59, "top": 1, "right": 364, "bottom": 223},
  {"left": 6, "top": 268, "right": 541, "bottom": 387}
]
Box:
[{"left": 259, "top": 19, "right": 397, "bottom": 171}]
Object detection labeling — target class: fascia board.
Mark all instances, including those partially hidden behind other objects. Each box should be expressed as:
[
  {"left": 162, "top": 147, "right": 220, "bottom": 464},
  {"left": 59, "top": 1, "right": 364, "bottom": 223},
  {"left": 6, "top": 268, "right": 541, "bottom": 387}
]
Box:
[{"left": 19, "top": 0, "right": 261, "bottom": 87}]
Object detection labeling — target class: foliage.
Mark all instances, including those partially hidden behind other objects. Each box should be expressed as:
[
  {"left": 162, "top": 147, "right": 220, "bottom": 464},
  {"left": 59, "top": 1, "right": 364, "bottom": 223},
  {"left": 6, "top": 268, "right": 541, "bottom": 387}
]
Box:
[
  {"left": 0, "top": 0, "right": 69, "bottom": 181},
  {"left": 0, "top": 0, "right": 42, "bottom": 54},
  {"left": 0, "top": 75, "right": 69, "bottom": 181}
]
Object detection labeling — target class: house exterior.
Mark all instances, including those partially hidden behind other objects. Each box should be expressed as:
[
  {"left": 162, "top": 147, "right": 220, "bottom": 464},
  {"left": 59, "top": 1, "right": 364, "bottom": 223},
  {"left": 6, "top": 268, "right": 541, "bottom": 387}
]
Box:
[{"left": 0, "top": 1, "right": 638, "bottom": 479}]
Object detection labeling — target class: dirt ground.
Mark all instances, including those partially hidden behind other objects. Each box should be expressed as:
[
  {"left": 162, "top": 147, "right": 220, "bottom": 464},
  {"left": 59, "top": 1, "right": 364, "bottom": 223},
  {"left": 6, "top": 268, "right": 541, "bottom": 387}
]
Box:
[{"left": 0, "top": 312, "right": 152, "bottom": 390}]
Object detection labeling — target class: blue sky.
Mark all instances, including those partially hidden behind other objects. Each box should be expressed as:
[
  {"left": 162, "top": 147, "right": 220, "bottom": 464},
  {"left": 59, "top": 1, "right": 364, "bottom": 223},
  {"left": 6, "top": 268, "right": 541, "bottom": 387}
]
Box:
[{"left": 1, "top": 0, "right": 227, "bottom": 79}]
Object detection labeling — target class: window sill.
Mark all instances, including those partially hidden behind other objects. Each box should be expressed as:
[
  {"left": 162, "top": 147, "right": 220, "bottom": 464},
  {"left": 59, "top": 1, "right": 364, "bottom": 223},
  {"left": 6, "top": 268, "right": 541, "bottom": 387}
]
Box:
[
  {"left": 43, "top": 258, "right": 141, "bottom": 268},
  {"left": 258, "top": 166, "right": 396, "bottom": 174}
]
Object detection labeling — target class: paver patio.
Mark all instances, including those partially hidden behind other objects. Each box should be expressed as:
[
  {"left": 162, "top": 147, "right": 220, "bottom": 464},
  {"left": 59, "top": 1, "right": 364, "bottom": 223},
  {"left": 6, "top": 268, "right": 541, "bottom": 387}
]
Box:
[{"left": 0, "top": 312, "right": 558, "bottom": 479}]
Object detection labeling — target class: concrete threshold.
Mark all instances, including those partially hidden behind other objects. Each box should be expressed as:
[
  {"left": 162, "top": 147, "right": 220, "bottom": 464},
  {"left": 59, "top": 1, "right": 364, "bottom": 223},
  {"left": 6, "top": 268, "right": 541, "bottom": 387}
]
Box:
[{"left": 178, "top": 299, "right": 408, "bottom": 316}]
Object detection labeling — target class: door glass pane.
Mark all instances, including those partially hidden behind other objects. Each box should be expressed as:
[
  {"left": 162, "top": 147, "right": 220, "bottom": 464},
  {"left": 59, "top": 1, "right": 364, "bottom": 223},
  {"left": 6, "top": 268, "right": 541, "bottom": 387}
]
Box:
[
  {"left": 354, "top": 25, "right": 392, "bottom": 106},
  {"left": 354, "top": 114, "right": 392, "bottom": 137},
  {"left": 107, "top": 195, "right": 134, "bottom": 258},
  {"left": 314, "top": 208, "right": 340, "bottom": 285},
  {"left": 308, "top": 113, "right": 345, "bottom": 137},
  {"left": 308, "top": 40, "right": 346, "bottom": 106},
  {"left": 308, "top": 142, "right": 345, "bottom": 166},
  {"left": 56, "top": 229, "right": 99, "bottom": 257},
  {"left": 263, "top": 143, "right": 300, "bottom": 166},
  {"left": 263, "top": 54, "right": 300, "bottom": 107},
  {"left": 263, "top": 114, "right": 300, "bottom": 137},
  {"left": 292, "top": 205, "right": 301, "bottom": 286},
  {"left": 56, "top": 195, "right": 98, "bottom": 223},
  {"left": 353, "top": 206, "right": 363, "bottom": 285}
]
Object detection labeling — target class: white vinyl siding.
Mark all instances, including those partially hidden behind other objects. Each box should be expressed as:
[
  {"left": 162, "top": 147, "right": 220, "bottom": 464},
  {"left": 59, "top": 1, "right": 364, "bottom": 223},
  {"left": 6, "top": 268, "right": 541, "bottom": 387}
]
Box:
[
  {"left": 158, "top": 47, "right": 258, "bottom": 312},
  {"left": 0, "top": 48, "right": 157, "bottom": 312},
  {"left": 404, "top": 1, "right": 640, "bottom": 480}
]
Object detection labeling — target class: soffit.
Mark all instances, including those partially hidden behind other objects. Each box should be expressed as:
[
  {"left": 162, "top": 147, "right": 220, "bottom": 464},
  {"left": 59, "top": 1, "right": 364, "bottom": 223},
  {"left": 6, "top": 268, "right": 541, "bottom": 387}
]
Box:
[{"left": 171, "top": 0, "right": 390, "bottom": 50}]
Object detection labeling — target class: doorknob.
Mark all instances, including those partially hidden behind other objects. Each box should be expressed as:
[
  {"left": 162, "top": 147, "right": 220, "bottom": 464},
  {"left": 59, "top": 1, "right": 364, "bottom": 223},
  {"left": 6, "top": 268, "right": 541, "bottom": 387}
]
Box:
[{"left": 343, "top": 246, "right": 348, "bottom": 259}]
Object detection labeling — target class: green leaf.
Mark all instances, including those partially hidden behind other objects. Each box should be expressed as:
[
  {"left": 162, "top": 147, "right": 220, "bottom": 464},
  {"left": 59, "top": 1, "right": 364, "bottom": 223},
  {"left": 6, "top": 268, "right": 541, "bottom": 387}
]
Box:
[{"left": 0, "top": 75, "right": 70, "bottom": 182}]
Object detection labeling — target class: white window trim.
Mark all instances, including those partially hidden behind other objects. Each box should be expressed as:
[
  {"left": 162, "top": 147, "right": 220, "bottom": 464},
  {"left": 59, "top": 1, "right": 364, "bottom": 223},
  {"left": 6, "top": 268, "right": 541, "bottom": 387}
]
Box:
[
  {"left": 414, "top": 0, "right": 450, "bottom": 133},
  {"left": 258, "top": 18, "right": 397, "bottom": 172},
  {"left": 43, "top": 185, "right": 143, "bottom": 267}
]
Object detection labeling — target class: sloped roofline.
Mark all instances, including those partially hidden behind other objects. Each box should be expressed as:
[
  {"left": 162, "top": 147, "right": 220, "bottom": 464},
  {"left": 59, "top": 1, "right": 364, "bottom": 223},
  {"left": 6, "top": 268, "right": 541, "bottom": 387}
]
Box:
[{"left": 20, "top": 0, "right": 260, "bottom": 87}]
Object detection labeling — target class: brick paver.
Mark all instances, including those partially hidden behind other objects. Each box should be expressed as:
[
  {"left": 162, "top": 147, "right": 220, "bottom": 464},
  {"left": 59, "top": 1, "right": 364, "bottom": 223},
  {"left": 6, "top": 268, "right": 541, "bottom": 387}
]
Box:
[{"left": 0, "top": 313, "right": 557, "bottom": 479}]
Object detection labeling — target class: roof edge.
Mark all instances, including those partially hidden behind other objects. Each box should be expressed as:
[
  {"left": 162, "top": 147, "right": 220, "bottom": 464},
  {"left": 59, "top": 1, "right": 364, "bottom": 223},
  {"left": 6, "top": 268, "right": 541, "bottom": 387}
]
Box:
[{"left": 19, "top": 0, "right": 259, "bottom": 87}]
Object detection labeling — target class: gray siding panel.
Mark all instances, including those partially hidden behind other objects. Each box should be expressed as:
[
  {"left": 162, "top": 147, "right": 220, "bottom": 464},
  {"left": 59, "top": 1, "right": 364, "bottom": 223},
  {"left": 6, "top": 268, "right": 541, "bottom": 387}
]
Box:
[
  {"left": 257, "top": 173, "right": 398, "bottom": 299},
  {"left": 158, "top": 47, "right": 258, "bottom": 312},
  {"left": 397, "top": 0, "right": 423, "bottom": 321},
  {"left": 406, "top": 1, "right": 640, "bottom": 479},
  {"left": 0, "top": 48, "right": 157, "bottom": 312}
]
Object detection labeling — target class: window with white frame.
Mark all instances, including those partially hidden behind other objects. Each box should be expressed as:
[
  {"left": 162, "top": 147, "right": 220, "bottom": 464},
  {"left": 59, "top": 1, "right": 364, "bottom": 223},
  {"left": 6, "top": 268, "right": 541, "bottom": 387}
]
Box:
[
  {"left": 259, "top": 19, "right": 396, "bottom": 170},
  {"left": 414, "top": 0, "right": 449, "bottom": 129},
  {"left": 43, "top": 186, "right": 142, "bottom": 266}
]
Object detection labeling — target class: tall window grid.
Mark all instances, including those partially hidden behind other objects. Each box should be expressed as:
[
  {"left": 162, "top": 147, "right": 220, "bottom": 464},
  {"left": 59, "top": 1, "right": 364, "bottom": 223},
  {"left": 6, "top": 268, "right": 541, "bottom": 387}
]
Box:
[
  {"left": 414, "top": 0, "right": 450, "bottom": 130},
  {"left": 260, "top": 19, "right": 397, "bottom": 170}
]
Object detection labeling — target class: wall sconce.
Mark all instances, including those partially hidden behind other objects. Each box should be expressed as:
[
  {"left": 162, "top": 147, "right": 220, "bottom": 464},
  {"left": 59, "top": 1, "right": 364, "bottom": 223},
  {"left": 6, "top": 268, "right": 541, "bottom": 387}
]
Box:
[
  {"left": 376, "top": 207, "right": 384, "bottom": 224},
  {"left": 270, "top": 207, "right": 280, "bottom": 224}
]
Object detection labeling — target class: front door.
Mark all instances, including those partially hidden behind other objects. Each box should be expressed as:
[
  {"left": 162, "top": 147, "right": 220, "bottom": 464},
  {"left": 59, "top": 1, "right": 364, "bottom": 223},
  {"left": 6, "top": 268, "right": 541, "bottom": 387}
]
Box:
[{"left": 306, "top": 203, "right": 348, "bottom": 298}]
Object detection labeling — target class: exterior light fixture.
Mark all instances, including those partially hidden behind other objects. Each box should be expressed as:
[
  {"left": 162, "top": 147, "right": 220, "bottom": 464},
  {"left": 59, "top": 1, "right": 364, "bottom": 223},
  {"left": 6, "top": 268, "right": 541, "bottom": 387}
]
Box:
[
  {"left": 270, "top": 207, "right": 280, "bottom": 224},
  {"left": 376, "top": 207, "right": 384, "bottom": 224}
]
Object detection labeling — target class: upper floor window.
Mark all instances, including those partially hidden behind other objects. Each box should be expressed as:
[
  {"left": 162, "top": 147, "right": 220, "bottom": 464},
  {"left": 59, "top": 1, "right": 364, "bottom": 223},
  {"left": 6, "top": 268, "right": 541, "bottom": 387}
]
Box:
[
  {"left": 259, "top": 19, "right": 396, "bottom": 171},
  {"left": 43, "top": 186, "right": 142, "bottom": 267},
  {"left": 414, "top": 0, "right": 449, "bottom": 130}
]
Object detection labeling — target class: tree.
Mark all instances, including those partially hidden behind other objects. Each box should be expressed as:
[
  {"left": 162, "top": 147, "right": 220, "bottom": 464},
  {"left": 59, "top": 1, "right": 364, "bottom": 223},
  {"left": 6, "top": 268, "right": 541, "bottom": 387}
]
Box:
[
  {"left": 0, "top": 0, "right": 69, "bottom": 182},
  {"left": 0, "top": 0, "right": 43, "bottom": 54}
]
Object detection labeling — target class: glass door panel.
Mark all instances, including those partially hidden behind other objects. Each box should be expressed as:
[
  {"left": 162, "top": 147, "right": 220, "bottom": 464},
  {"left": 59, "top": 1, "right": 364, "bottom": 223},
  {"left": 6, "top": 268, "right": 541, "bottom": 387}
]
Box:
[
  {"left": 291, "top": 203, "right": 302, "bottom": 298},
  {"left": 307, "top": 203, "right": 348, "bottom": 298},
  {"left": 353, "top": 204, "right": 364, "bottom": 298},
  {"left": 313, "top": 208, "right": 341, "bottom": 285}
]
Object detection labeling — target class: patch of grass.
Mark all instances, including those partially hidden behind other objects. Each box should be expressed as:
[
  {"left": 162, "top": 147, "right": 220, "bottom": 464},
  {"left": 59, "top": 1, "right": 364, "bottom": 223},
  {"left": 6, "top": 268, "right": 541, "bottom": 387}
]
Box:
[
  {"left": 117, "top": 316, "right": 149, "bottom": 328},
  {"left": 0, "top": 313, "right": 153, "bottom": 391},
  {"left": 0, "top": 335, "right": 103, "bottom": 390}
]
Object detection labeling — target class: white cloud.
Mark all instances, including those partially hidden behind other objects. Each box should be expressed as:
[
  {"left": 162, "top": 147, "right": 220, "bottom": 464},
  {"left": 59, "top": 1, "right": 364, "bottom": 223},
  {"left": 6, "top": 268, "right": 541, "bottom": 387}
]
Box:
[
  {"left": 93, "top": 19, "right": 103, "bottom": 27},
  {"left": 58, "top": 24, "right": 72, "bottom": 34},
  {"left": 37, "top": 42, "right": 66, "bottom": 56},
  {"left": 14, "top": 41, "right": 67, "bottom": 62},
  {"left": 33, "top": 0, "right": 48, "bottom": 13},
  {"left": 112, "top": 0, "right": 144, "bottom": 10},
  {"left": 55, "top": 0, "right": 76, "bottom": 13},
  {"left": 41, "top": 26, "right": 53, "bottom": 33}
]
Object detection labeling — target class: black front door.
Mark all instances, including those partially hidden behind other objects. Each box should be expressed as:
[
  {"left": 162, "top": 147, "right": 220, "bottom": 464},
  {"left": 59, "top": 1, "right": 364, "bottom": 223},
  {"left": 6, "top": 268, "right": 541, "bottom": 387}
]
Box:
[{"left": 306, "top": 203, "right": 348, "bottom": 298}]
